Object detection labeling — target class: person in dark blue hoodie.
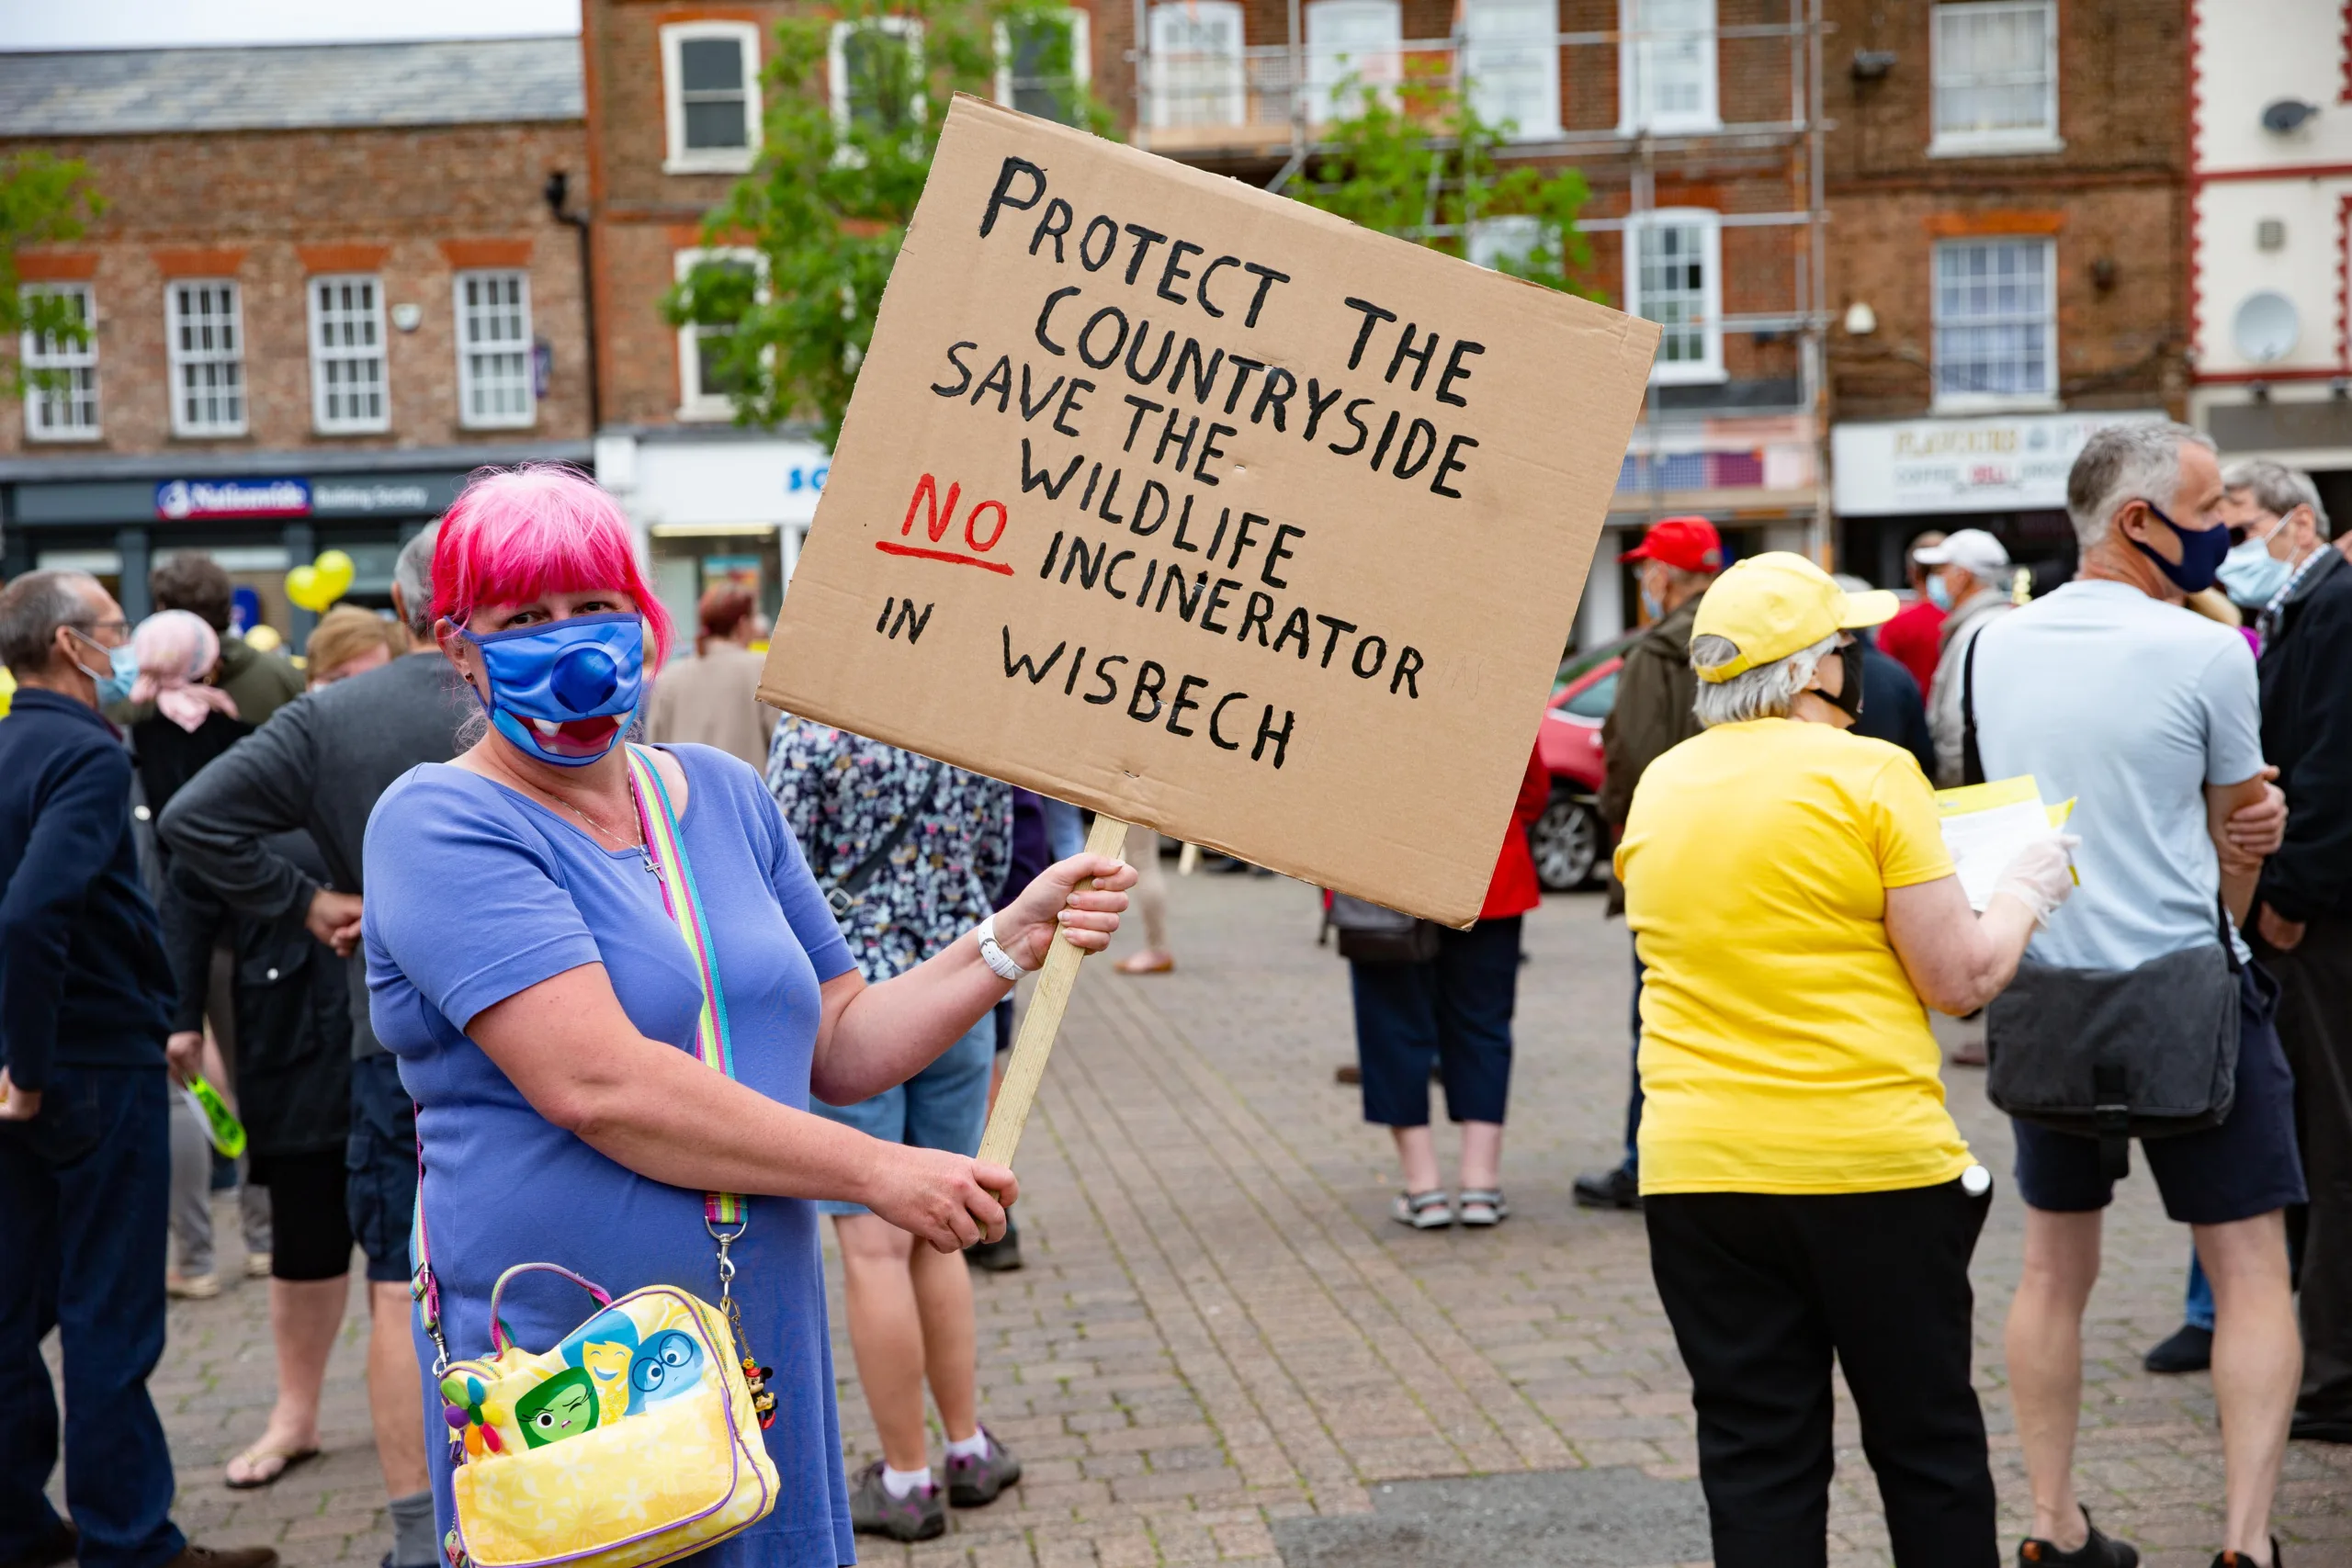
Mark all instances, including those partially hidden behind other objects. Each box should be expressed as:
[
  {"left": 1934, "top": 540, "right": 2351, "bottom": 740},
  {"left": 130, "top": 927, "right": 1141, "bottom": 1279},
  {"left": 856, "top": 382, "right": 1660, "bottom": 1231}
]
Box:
[{"left": 0, "top": 569, "right": 277, "bottom": 1568}]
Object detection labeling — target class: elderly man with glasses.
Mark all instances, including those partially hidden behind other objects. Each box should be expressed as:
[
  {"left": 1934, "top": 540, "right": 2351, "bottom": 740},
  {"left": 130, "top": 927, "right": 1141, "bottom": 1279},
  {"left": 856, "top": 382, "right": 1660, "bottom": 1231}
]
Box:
[{"left": 0, "top": 570, "right": 279, "bottom": 1568}]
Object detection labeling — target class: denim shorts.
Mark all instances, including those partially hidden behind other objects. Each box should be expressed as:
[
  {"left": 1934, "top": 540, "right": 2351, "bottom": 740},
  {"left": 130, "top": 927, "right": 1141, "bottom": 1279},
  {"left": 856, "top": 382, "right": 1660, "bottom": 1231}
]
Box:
[
  {"left": 811, "top": 1016, "right": 996, "bottom": 1217},
  {"left": 345, "top": 1052, "right": 419, "bottom": 1283},
  {"left": 2012, "top": 964, "right": 2308, "bottom": 1226}
]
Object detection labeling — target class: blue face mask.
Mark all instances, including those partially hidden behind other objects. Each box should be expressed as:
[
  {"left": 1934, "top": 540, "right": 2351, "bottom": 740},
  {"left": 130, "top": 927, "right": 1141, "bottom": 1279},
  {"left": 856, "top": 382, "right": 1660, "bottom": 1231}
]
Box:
[
  {"left": 67, "top": 629, "right": 139, "bottom": 706},
  {"left": 460, "top": 612, "right": 646, "bottom": 768},
  {"left": 2217, "top": 529, "right": 2294, "bottom": 607},
  {"left": 2130, "top": 502, "right": 2233, "bottom": 595},
  {"left": 1926, "top": 575, "right": 1955, "bottom": 612}
]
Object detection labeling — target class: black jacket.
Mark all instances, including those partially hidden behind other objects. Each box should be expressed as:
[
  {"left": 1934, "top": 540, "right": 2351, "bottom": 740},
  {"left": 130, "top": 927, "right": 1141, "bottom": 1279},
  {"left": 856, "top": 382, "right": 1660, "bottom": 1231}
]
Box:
[
  {"left": 0, "top": 689, "right": 175, "bottom": 1089},
  {"left": 157, "top": 650, "right": 466, "bottom": 1058},
  {"left": 2256, "top": 547, "right": 2352, "bottom": 924},
  {"left": 161, "top": 831, "right": 350, "bottom": 1161},
  {"left": 1853, "top": 642, "right": 1937, "bottom": 779}
]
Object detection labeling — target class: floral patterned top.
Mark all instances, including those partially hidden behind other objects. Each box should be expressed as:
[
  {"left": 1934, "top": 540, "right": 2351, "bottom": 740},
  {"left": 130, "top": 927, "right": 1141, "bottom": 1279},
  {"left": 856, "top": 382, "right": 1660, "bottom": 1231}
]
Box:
[{"left": 764, "top": 716, "right": 1012, "bottom": 983}]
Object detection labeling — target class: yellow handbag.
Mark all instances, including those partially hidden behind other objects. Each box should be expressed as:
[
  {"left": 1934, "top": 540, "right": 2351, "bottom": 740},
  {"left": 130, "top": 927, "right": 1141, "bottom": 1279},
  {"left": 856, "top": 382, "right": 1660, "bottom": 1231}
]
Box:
[{"left": 412, "top": 747, "right": 780, "bottom": 1568}]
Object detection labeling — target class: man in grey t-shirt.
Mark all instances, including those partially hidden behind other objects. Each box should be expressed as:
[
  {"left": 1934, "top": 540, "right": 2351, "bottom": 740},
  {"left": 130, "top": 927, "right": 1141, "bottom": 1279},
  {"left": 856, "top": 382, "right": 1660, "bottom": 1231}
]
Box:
[{"left": 1973, "top": 422, "right": 2304, "bottom": 1568}]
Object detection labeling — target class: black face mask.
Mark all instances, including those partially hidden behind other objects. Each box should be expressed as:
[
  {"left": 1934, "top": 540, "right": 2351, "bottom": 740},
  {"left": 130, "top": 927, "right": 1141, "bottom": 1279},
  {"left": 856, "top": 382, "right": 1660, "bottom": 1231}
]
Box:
[{"left": 1810, "top": 640, "right": 1866, "bottom": 721}]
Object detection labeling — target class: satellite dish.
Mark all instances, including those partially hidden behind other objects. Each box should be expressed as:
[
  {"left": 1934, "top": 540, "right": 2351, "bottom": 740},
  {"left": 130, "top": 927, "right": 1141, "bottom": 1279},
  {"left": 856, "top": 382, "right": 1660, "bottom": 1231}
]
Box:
[
  {"left": 2233, "top": 291, "right": 2300, "bottom": 365},
  {"left": 2262, "top": 98, "right": 2319, "bottom": 134}
]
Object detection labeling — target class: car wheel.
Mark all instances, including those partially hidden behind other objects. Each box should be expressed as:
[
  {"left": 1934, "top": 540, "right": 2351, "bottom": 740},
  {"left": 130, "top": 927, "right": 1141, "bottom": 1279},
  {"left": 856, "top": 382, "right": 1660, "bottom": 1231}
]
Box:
[{"left": 1531, "top": 793, "right": 1600, "bottom": 892}]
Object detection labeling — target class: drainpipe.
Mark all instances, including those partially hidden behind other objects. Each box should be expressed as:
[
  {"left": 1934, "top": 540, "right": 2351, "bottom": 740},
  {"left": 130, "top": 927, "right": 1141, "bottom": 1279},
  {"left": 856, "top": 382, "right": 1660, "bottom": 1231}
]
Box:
[{"left": 544, "top": 170, "right": 602, "bottom": 438}]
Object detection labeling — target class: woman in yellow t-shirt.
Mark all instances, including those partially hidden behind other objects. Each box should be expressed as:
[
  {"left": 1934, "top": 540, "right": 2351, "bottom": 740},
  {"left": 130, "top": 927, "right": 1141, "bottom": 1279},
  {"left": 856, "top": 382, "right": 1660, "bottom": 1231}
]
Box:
[{"left": 1616, "top": 552, "right": 2076, "bottom": 1568}]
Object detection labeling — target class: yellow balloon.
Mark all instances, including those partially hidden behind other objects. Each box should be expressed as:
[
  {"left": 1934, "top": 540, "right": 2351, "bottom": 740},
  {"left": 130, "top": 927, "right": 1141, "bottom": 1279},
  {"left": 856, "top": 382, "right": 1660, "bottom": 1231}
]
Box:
[
  {"left": 285, "top": 564, "right": 327, "bottom": 612},
  {"left": 243, "top": 624, "right": 283, "bottom": 653},
  {"left": 313, "top": 549, "right": 356, "bottom": 603}
]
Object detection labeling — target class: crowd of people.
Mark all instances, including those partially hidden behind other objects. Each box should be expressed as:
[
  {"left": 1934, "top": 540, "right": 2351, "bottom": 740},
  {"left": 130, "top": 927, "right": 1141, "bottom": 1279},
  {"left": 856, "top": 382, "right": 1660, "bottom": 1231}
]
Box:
[{"left": 0, "top": 430, "right": 2343, "bottom": 1568}]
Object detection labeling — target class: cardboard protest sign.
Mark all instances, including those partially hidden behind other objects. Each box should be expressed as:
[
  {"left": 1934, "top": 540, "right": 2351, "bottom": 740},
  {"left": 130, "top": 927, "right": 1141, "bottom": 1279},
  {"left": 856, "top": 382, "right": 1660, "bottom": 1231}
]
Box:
[{"left": 761, "top": 95, "right": 1659, "bottom": 925}]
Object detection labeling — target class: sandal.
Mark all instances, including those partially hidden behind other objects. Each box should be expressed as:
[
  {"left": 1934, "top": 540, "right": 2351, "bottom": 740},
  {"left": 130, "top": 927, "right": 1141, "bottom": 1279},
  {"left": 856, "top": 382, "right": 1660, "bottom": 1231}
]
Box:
[
  {"left": 1114, "top": 950, "right": 1175, "bottom": 975},
  {"left": 1456, "top": 1190, "right": 1510, "bottom": 1227},
  {"left": 1392, "top": 1190, "right": 1453, "bottom": 1229},
  {"left": 223, "top": 1441, "right": 321, "bottom": 1490}
]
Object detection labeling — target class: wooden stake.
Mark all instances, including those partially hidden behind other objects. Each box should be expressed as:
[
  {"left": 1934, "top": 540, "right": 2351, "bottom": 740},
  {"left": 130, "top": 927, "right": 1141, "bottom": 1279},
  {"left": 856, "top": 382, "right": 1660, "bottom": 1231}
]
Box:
[{"left": 978, "top": 813, "right": 1130, "bottom": 1168}]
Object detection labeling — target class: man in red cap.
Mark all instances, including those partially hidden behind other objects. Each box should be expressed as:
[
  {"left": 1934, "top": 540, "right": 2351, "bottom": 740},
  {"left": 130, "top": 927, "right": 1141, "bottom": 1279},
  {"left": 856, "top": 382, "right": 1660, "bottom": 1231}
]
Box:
[{"left": 1577, "top": 517, "right": 1723, "bottom": 1212}]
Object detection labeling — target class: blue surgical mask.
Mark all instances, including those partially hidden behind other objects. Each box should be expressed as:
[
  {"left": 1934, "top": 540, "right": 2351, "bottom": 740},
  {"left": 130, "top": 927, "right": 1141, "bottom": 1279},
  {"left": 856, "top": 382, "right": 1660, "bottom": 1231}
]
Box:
[
  {"left": 67, "top": 629, "right": 139, "bottom": 706},
  {"left": 1926, "top": 575, "right": 1955, "bottom": 612},
  {"left": 1639, "top": 587, "right": 1665, "bottom": 623},
  {"left": 460, "top": 612, "right": 646, "bottom": 767},
  {"left": 2217, "top": 531, "right": 2294, "bottom": 607},
  {"left": 2130, "top": 502, "right": 2233, "bottom": 595}
]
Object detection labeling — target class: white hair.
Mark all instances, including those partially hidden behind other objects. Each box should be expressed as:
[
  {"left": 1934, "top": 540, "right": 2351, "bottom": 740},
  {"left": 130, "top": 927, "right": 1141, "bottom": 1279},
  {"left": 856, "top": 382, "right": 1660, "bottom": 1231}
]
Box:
[
  {"left": 1690, "top": 633, "right": 1836, "bottom": 728},
  {"left": 2064, "top": 421, "right": 2216, "bottom": 550},
  {"left": 2224, "top": 458, "right": 2332, "bottom": 540}
]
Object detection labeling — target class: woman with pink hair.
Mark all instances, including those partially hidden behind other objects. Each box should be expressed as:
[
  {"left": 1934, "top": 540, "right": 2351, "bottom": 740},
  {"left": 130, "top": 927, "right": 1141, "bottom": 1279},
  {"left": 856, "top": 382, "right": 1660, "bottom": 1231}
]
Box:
[{"left": 361, "top": 465, "right": 1136, "bottom": 1564}]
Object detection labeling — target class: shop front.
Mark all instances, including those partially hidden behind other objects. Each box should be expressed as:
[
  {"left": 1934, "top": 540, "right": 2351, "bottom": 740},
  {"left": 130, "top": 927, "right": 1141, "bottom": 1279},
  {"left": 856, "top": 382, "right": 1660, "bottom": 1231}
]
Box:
[
  {"left": 594, "top": 429, "right": 830, "bottom": 645},
  {"left": 1831, "top": 410, "right": 2167, "bottom": 592},
  {"left": 1, "top": 445, "right": 589, "bottom": 641}
]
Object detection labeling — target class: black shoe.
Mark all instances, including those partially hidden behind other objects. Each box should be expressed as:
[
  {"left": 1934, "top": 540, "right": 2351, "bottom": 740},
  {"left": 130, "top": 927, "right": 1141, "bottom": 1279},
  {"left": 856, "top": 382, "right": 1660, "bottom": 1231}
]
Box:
[
  {"left": 1, "top": 1522, "right": 75, "bottom": 1568},
  {"left": 1333, "top": 1063, "right": 1362, "bottom": 1086},
  {"left": 2143, "top": 1323, "right": 2212, "bottom": 1374},
  {"left": 2020, "top": 1508, "right": 2138, "bottom": 1568},
  {"left": 966, "top": 1215, "right": 1023, "bottom": 1273},
  {"left": 2211, "top": 1541, "right": 2281, "bottom": 1568},
  {"left": 1573, "top": 1165, "right": 1642, "bottom": 1211},
  {"left": 2290, "top": 1409, "right": 2352, "bottom": 1442}
]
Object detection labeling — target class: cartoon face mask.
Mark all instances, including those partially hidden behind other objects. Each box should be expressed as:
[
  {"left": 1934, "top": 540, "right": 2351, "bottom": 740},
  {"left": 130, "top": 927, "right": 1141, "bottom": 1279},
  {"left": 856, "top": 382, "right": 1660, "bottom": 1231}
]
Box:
[
  {"left": 515, "top": 1367, "right": 600, "bottom": 1448},
  {"left": 626, "top": 1330, "right": 707, "bottom": 1413},
  {"left": 460, "top": 611, "right": 646, "bottom": 768}
]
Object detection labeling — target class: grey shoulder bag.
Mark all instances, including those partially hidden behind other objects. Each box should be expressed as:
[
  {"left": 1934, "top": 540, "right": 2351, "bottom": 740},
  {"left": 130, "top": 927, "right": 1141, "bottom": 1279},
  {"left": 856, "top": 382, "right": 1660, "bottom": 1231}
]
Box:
[
  {"left": 1327, "top": 894, "right": 1442, "bottom": 964},
  {"left": 1962, "top": 637, "right": 2242, "bottom": 1179}
]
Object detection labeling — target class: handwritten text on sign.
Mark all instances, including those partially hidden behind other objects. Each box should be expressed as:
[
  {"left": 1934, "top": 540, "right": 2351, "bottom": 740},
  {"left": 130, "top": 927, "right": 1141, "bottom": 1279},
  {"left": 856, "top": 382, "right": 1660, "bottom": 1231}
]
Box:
[{"left": 760, "top": 97, "right": 1657, "bottom": 923}]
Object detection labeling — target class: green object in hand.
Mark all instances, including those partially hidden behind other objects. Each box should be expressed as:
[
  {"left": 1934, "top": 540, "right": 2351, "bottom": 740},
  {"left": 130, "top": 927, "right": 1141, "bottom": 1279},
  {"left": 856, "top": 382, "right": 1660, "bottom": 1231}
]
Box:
[{"left": 183, "top": 1075, "right": 247, "bottom": 1158}]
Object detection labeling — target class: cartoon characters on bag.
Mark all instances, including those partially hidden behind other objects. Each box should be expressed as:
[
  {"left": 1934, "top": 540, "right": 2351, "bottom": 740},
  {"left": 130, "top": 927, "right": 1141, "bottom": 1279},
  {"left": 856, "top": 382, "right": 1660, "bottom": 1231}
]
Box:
[
  {"left": 627, "top": 1329, "right": 706, "bottom": 1413},
  {"left": 440, "top": 1304, "right": 721, "bottom": 1461},
  {"left": 514, "top": 1367, "right": 601, "bottom": 1449}
]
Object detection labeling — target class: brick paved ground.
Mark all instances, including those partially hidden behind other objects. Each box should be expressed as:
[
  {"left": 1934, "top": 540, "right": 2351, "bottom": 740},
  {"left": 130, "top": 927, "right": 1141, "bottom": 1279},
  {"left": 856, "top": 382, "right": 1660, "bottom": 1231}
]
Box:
[{"left": 86, "top": 873, "right": 2352, "bottom": 1566}]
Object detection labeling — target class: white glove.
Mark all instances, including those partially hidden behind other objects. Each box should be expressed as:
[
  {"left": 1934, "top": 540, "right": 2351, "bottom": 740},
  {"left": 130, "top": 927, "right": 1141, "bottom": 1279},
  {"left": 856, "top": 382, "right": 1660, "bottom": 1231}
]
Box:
[{"left": 1991, "top": 832, "right": 2081, "bottom": 926}]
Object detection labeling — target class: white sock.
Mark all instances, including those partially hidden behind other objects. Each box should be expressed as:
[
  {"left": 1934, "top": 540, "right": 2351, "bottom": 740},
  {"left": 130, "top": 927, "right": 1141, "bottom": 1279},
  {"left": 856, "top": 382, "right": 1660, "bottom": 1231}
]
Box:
[
  {"left": 880, "top": 1463, "right": 932, "bottom": 1499},
  {"left": 944, "top": 1430, "right": 990, "bottom": 1461}
]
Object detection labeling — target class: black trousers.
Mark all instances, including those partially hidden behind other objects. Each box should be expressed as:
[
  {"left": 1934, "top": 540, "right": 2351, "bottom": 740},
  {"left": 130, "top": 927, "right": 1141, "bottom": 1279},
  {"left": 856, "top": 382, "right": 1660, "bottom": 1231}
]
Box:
[
  {"left": 2257, "top": 918, "right": 2352, "bottom": 1421},
  {"left": 1645, "top": 1180, "right": 1996, "bottom": 1568}
]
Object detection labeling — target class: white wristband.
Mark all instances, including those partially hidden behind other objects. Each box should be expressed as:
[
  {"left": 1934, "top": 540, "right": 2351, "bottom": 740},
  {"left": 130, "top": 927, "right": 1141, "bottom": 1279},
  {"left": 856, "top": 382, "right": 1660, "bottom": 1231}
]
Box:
[{"left": 975, "top": 915, "right": 1028, "bottom": 981}]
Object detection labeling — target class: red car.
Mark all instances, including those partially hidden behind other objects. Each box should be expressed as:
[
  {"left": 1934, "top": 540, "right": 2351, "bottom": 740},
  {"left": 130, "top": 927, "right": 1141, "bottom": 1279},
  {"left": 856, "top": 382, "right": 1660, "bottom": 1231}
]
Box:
[{"left": 1531, "top": 638, "right": 1630, "bottom": 891}]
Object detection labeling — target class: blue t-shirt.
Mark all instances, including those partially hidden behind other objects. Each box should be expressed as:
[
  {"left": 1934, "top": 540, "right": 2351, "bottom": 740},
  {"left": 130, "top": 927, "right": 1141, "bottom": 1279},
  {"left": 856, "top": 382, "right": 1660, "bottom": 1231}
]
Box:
[
  {"left": 363, "top": 744, "right": 859, "bottom": 1567},
  {"left": 1973, "top": 581, "right": 2267, "bottom": 972}
]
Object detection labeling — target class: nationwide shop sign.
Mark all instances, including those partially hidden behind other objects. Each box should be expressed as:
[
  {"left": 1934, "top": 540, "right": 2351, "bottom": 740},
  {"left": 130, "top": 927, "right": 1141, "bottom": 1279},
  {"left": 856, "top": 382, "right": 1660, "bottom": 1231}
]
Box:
[
  {"left": 1832, "top": 410, "right": 2168, "bottom": 516},
  {"left": 154, "top": 478, "right": 311, "bottom": 522},
  {"left": 761, "top": 97, "right": 1658, "bottom": 925}
]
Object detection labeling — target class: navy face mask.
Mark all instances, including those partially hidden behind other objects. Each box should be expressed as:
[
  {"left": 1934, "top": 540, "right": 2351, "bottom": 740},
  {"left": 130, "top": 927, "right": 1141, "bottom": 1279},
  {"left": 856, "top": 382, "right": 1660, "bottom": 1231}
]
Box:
[
  {"left": 2130, "top": 501, "right": 2232, "bottom": 595},
  {"left": 460, "top": 611, "right": 645, "bottom": 767}
]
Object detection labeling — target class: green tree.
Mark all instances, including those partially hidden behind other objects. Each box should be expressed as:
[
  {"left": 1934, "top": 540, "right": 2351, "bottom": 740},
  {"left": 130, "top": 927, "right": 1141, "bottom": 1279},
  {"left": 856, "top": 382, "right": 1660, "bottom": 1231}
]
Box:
[
  {"left": 1288, "top": 75, "right": 1600, "bottom": 299},
  {"left": 667, "top": 0, "right": 1108, "bottom": 446},
  {"left": 1, "top": 152, "right": 106, "bottom": 397}
]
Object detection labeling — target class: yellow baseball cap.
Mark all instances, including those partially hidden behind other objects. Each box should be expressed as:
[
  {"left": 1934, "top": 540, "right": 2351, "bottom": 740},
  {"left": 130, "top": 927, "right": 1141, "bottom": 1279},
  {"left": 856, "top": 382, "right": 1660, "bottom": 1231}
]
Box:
[{"left": 1690, "top": 552, "right": 1900, "bottom": 682}]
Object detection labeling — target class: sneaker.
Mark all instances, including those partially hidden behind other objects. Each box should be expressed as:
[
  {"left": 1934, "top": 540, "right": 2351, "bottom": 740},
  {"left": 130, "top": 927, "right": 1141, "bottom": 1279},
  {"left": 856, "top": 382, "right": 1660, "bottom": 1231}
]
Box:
[
  {"left": 967, "top": 1218, "right": 1023, "bottom": 1274},
  {"left": 2211, "top": 1542, "right": 2280, "bottom": 1568},
  {"left": 244, "top": 1251, "right": 273, "bottom": 1279},
  {"left": 167, "top": 1271, "right": 222, "bottom": 1301},
  {"left": 1572, "top": 1165, "right": 1642, "bottom": 1212},
  {"left": 1393, "top": 1190, "right": 1452, "bottom": 1229},
  {"left": 2020, "top": 1508, "right": 2139, "bottom": 1568},
  {"left": 847, "top": 1460, "right": 944, "bottom": 1542},
  {"left": 2143, "top": 1323, "right": 2212, "bottom": 1374},
  {"left": 944, "top": 1427, "right": 1023, "bottom": 1506},
  {"left": 160, "top": 1545, "right": 282, "bottom": 1568}
]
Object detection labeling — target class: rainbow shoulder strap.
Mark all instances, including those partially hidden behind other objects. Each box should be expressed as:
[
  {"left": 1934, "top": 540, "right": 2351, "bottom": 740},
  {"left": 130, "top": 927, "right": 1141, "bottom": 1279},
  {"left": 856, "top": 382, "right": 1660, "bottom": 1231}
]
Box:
[{"left": 625, "top": 744, "right": 745, "bottom": 1231}]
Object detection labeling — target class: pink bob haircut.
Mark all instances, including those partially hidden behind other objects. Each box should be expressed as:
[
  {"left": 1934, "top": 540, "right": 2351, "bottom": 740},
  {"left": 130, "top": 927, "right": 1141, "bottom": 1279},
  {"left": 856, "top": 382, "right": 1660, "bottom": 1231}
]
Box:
[{"left": 430, "top": 464, "right": 675, "bottom": 668}]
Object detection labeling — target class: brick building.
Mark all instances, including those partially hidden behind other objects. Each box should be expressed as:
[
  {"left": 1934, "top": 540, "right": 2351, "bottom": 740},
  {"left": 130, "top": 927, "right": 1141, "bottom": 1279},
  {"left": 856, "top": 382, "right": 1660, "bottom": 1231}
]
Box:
[
  {"left": 0, "top": 39, "right": 591, "bottom": 636},
  {"left": 1118, "top": 0, "right": 1833, "bottom": 642},
  {"left": 1821, "top": 0, "right": 2188, "bottom": 588},
  {"left": 2185, "top": 0, "right": 2352, "bottom": 519}
]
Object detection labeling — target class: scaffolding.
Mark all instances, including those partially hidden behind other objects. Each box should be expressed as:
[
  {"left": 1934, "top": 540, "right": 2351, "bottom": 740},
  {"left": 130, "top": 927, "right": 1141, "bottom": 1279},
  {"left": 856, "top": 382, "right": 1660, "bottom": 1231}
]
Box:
[{"left": 1126, "top": 1, "right": 1835, "bottom": 595}]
